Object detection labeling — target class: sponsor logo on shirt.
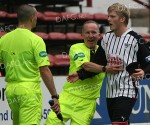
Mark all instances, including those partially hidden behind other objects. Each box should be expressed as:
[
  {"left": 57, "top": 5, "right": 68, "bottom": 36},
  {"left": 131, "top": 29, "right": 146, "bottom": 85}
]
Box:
[
  {"left": 74, "top": 52, "right": 85, "bottom": 60},
  {"left": 107, "top": 54, "right": 122, "bottom": 65},
  {"left": 39, "top": 51, "right": 48, "bottom": 57}
]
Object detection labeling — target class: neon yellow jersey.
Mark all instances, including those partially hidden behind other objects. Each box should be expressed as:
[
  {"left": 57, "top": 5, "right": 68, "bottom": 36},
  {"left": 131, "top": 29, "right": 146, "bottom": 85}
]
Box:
[
  {"left": 0, "top": 28, "right": 50, "bottom": 83},
  {"left": 63, "top": 43, "right": 105, "bottom": 99}
]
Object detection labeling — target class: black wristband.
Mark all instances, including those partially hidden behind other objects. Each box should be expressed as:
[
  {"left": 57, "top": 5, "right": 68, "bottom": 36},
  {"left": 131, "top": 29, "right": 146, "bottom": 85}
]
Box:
[
  {"left": 77, "top": 70, "right": 85, "bottom": 80},
  {"left": 51, "top": 94, "right": 59, "bottom": 99},
  {"left": 102, "top": 66, "right": 106, "bottom": 72}
]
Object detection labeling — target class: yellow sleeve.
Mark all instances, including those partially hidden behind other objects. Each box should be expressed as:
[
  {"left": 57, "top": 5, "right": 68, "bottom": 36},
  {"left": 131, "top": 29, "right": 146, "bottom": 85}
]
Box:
[
  {"left": 69, "top": 45, "right": 89, "bottom": 69},
  {"left": 34, "top": 38, "right": 50, "bottom": 67}
]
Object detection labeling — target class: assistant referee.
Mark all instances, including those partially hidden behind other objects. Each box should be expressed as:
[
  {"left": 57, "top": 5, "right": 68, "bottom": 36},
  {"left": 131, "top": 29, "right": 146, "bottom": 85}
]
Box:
[{"left": 0, "top": 4, "right": 60, "bottom": 125}]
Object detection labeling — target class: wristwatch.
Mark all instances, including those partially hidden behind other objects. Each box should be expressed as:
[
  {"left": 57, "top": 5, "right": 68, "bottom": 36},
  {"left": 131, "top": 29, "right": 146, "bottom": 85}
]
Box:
[
  {"left": 102, "top": 66, "right": 106, "bottom": 72},
  {"left": 51, "top": 94, "right": 59, "bottom": 99}
]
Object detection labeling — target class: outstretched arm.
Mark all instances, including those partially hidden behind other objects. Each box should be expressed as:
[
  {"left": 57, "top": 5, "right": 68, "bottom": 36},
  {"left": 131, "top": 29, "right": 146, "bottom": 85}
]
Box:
[
  {"left": 77, "top": 43, "right": 107, "bottom": 80},
  {"left": 67, "top": 44, "right": 123, "bottom": 82}
]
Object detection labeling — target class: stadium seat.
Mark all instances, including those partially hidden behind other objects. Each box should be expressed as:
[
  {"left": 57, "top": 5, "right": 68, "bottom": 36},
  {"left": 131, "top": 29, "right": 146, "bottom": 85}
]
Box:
[
  {"left": 44, "top": 11, "right": 60, "bottom": 17},
  {"left": 0, "top": 11, "right": 7, "bottom": 18},
  {"left": 7, "top": 13, "right": 17, "bottom": 18},
  {"left": 48, "top": 54, "right": 55, "bottom": 66},
  {"left": 93, "top": 13, "right": 108, "bottom": 20},
  {"left": 37, "top": 11, "right": 44, "bottom": 19},
  {"left": 42, "top": 16, "right": 57, "bottom": 21},
  {"left": 60, "top": 12, "right": 78, "bottom": 20},
  {"left": 0, "top": 32, "right": 7, "bottom": 38},
  {"left": 141, "top": 34, "right": 150, "bottom": 41},
  {"left": 34, "top": 32, "right": 49, "bottom": 40},
  {"left": 66, "top": 32, "right": 83, "bottom": 40},
  {"left": 42, "top": 11, "right": 60, "bottom": 21},
  {"left": 77, "top": 13, "right": 94, "bottom": 20},
  {"left": 54, "top": 54, "right": 70, "bottom": 66},
  {"left": 48, "top": 32, "right": 66, "bottom": 40}
]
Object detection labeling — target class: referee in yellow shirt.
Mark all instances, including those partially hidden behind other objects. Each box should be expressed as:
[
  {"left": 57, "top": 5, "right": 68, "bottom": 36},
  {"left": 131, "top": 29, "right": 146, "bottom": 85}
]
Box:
[
  {"left": 45, "top": 20, "right": 105, "bottom": 125},
  {"left": 0, "top": 5, "right": 60, "bottom": 125}
]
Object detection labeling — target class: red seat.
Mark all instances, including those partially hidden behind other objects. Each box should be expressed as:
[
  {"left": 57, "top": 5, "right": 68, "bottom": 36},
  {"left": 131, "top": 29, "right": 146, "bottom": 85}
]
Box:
[
  {"left": 42, "top": 11, "right": 60, "bottom": 21},
  {"left": 42, "top": 16, "right": 57, "bottom": 21},
  {"left": 93, "top": 13, "right": 108, "bottom": 20},
  {"left": 34, "top": 32, "right": 49, "bottom": 40},
  {"left": 140, "top": 33, "right": 150, "bottom": 42},
  {"left": 60, "top": 12, "right": 78, "bottom": 20},
  {"left": 48, "top": 32, "right": 66, "bottom": 40},
  {"left": 66, "top": 32, "right": 83, "bottom": 40},
  {"left": 44, "top": 11, "right": 60, "bottom": 17},
  {"left": 48, "top": 54, "right": 55, "bottom": 66},
  {"left": 0, "top": 32, "right": 7, "bottom": 37},
  {"left": 7, "top": 13, "right": 17, "bottom": 18},
  {"left": 77, "top": 13, "right": 94, "bottom": 20},
  {"left": 54, "top": 54, "right": 70, "bottom": 66},
  {"left": 0, "top": 11, "right": 7, "bottom": 18},
  {"left": 37, "top": 12, "right": 44, "bottom": 19}
]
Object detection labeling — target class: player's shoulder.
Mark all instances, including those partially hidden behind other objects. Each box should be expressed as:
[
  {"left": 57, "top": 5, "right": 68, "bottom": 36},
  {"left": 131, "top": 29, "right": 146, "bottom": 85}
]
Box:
[
  {"left": 102, "top": 30, "right": 114, "bottom": 38},
  {"left": 105, "top": 30, "right": 113, "bottom": 34},
  {"left": 0, "top": 30, "right": 15, "bottom": 40},
  {"left": 127, "top": 30, "right": 143, "bottom": 40},
  {"left": 31, "top": 32, "right": 43, "bottom": 40},
  {"left": 70, "top": 43, "right": 84, "bottom": 49}
]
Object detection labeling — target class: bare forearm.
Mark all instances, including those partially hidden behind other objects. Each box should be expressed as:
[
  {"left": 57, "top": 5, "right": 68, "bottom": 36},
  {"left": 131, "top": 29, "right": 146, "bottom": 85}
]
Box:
[
  {"left": 82, "top": 62, "right": 124, "bottom": 73},
  {"left": 40, "top": 66, "right": 57, "bottom": 96},
  {"left": 82, "top": 62, "right": 103, "bottom": 72}
]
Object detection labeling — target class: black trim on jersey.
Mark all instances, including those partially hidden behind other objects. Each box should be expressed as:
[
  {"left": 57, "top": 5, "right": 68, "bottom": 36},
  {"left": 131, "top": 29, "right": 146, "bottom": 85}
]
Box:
[
  {"left": 77, "top": 43, "right": 107, "bottom": 80},
  {"left": 105, "top": 30, "right": 113, "bottom": 34},
  {"left": 128, "top": 31, "right": 150, "bottom": 75}
]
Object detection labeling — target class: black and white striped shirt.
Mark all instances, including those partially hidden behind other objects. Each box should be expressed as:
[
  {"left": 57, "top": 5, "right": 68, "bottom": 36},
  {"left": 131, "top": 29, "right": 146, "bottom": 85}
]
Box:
[{"left": 101, "top": 28, "right": 150, "bottom": 98}]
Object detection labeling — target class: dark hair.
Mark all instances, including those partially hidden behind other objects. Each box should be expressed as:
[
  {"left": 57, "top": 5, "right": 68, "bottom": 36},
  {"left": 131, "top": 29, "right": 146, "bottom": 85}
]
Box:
[
  {"left": 17, "top": 4, "right": 36, "bottom": 22},
  {"left": 82, "top": 20, "right": 100, "bottom": 33}
]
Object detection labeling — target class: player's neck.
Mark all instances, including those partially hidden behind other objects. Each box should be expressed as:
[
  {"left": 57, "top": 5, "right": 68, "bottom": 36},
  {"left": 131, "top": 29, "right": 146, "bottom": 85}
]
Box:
[
  {"left": 18, "top": 22, "right": 32, "bottom": 31},
  {"left": 114, "top": 26, "right": 128, "bottom": 37}
]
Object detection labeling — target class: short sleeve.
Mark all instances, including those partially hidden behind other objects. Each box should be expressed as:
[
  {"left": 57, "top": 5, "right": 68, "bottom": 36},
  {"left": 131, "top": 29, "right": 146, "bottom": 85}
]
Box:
[
  {"left": 34, "top": 38, "right": 50, "bottom": 67},
  {"left": 0, "top": 38, "right": 3, "bottom": 63},
  {"left": 69, "top": 45, "right": 89, "bottom": 68}
]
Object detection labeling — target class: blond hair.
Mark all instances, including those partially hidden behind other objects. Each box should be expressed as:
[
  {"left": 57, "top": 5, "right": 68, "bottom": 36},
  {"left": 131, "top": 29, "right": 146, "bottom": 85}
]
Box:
[{"left": 108, "top": 3, "right": 130, "bottom": 25}]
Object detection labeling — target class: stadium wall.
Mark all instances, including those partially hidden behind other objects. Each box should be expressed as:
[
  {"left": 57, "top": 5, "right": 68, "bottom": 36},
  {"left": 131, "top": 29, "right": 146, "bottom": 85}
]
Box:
[{"left": 0, "top": 77, "right": 150, "bottom": 125}]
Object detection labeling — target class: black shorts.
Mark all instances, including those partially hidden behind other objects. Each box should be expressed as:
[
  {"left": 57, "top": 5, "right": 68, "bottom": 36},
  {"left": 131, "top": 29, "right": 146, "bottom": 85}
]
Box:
[{"left": 106, "top": 97, "right": 136, "bottom": 122}]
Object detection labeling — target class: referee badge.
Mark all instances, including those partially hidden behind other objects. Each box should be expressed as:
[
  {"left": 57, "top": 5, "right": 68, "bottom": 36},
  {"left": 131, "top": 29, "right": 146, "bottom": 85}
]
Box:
[
  {"left": 39, "top": 51, "right": 48, "bottom": 57},
  {"left": 74, "top": 52, "right": 85, "bottom": 60}
]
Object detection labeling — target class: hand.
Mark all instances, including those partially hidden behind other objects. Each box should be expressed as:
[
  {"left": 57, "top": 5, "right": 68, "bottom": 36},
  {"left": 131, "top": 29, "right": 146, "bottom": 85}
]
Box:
[
  {"left": 106, "top": 64, "right": 124, "bottom": 74},
  {"left": 67, "top": 72, "right": 79, "bottom": 83},
  {"left": 131, "top": 68, "right": 145, "bottom": 81},
  {"left": 51, "top": 98, "right": 60, "bottom": 114}
]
